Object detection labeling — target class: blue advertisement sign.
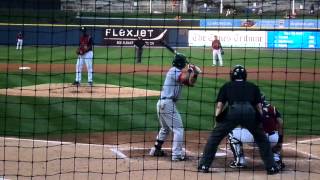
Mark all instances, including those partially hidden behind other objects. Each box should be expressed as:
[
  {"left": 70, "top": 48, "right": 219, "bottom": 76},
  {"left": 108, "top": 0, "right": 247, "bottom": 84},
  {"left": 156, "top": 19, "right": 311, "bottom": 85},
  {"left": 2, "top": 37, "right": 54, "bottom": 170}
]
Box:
[
  {"left": 267, "top": 31, "right": 320, "bottom": 48},
  {"left": 200, "top": 19, "right": 320, "bottom": 29},
  {"left": 200, "top": 19, "right": 241, "bottom": 27}
]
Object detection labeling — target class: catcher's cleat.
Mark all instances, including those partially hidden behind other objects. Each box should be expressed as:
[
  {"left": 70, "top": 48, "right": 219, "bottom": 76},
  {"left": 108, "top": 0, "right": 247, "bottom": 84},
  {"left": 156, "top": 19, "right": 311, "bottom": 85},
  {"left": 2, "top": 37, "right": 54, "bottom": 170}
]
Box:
[
  {"left": 229, "top": 160, "right": 246, "bottom": 168},
  {"left": 72, "top": 81, "right": 80, "bottom": 86},
  {"left": 266, "top": 166, "right": 280, "bottom": 175},
  {"left": 149, "top": 147, "right": 165, "bottom": 157},
  {"left": 198, "top": 165, "right": 209, "bottom": 173}
]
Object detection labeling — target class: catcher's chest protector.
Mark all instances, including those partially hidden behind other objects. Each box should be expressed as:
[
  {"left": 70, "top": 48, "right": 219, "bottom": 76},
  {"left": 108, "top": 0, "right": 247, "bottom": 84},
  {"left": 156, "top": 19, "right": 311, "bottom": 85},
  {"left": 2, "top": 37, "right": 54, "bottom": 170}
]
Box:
[{"left": 262, "top": 106, "right": 278, "bottom": 133}]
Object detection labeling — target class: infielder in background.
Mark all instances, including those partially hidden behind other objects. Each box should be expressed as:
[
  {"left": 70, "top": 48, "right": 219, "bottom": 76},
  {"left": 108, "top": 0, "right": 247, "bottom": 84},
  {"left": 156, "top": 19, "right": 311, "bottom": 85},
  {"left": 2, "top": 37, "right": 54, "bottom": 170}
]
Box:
[
  {"left": 228, "top": 94, "right": 285, "bottom": 170},
  {"left": 16, "top": 32, "right": 23, "bottom": 50},
  {"left": 198, "top": 65, "right": 279, "bottom": 175},
  {"left": 211, "top": 35, "right": 223, "bottom": 66},
  {"left": 149, "top": 53, "right": 201, "bottom": 161},
  {"left": 73, "top": 26, "right": 94, "bottom": 86}
]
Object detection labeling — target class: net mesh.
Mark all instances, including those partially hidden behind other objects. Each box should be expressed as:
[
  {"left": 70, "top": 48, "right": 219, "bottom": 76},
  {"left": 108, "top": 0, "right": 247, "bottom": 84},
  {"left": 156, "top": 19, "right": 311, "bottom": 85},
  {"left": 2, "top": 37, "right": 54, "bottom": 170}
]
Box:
[{"left": 0, "top": 0, "right": 320, "bottom": 179}]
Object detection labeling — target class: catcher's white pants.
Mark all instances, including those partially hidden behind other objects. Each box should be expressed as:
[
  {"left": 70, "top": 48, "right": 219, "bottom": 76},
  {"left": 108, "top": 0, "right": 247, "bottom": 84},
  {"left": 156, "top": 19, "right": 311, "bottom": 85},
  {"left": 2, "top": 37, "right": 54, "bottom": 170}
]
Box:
[
  {"left": 75, "top": 50, "right": 93, "bottom": 83},
  {"left": 156, "top": 99, "right": 185, "bottom": 158},
  {"left": 16, "top": 39, "right": 23, "bottom": 50},
  {"left": 230, "top": 127, "right": 280, "bottom": 162},
  {"left": 212, "top": 49, "right": 223, "bottom": 66}
]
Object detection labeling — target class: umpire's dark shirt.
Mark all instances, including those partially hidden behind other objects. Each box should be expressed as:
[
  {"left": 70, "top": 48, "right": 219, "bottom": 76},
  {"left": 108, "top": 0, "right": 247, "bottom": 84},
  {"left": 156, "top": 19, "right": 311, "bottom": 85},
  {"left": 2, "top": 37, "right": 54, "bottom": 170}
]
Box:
[
  {"left": 217, "top": 81, "right": 261, "bottom": 106},
  {"left": 134, "top": 39, "right": 145, "bottom": 48}
]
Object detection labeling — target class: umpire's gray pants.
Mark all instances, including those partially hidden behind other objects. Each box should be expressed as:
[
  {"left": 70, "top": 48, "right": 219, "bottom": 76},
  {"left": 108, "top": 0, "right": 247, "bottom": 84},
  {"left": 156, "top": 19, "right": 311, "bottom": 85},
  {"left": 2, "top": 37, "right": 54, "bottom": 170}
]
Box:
[{"left": 156, "top": 99, "right": 184, "bottom": 157}]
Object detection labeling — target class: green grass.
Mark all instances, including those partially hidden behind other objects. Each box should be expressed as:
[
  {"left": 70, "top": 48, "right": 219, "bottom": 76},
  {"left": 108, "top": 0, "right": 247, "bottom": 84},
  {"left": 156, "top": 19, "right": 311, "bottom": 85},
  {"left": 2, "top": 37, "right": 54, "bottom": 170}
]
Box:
[
  {"left": 1, "top": 46, "right": 320, "bottom": 69},
  {"left": 0, "top": 46, "right": 319, "bottom": 137},
  {"left": 0, "top": 71, "right": 319, "bottom": 137}
]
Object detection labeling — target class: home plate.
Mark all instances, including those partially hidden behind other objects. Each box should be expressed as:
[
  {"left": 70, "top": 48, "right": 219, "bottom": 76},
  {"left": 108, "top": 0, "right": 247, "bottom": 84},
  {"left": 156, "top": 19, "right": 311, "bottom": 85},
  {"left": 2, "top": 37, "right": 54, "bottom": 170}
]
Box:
[{"left": 19, "top": 66, "right": 31, "bottom": 70}]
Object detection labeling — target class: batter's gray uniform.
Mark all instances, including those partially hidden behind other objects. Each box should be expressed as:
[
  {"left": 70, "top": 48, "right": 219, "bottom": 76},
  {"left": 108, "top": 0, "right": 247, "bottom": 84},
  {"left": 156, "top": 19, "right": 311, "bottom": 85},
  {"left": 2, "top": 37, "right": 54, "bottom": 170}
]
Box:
[{"left": 155, "top": 66, "right": 185, "bottom": 160}]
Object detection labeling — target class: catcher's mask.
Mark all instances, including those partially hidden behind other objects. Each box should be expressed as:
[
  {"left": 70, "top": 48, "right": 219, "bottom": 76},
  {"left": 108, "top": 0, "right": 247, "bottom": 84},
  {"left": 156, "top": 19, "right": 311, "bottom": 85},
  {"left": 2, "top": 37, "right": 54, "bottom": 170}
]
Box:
[
  {"left": 172, "top": 53, "right": 188, "bottom": 69},
  {"left": 230, "top": 65, "right": 247, "bottom": 81},
  {"left": 261, "top": 93, "right": 270, "bottom": 107}
]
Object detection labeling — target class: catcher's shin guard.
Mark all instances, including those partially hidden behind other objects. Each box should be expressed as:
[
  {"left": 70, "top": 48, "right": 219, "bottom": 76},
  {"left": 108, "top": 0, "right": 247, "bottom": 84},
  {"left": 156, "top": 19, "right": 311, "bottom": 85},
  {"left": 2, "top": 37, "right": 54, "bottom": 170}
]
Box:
[{"left": 228, "top": 133, "right": 245, "bottom": 164}]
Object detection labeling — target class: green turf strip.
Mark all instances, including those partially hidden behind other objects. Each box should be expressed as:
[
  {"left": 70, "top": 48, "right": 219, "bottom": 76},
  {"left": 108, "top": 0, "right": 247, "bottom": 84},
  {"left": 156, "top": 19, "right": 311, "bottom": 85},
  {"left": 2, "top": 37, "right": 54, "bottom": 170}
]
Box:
[{"left": 0, "top": 72, "right": 319, "bottom": 137}]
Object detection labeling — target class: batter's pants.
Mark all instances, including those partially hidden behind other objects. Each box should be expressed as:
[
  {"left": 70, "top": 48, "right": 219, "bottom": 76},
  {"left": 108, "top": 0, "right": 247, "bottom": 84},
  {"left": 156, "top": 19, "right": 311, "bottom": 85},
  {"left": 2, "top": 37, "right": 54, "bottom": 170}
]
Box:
[{"left": 156, "top": 99, "right": 185, "bottom": 158}]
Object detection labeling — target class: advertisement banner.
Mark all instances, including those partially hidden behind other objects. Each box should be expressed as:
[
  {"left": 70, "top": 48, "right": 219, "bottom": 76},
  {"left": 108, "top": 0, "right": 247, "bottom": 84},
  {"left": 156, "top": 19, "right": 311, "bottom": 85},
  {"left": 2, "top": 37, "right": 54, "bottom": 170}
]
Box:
[
  {"left": 188, "top": 30, "right": 267, "bottom": 48},
  {"left": 104, "top": 28, "right": 167, "bottom": 46},
  {"left": 200, "top": 19, "right": 241, "bottom": 27},
  {"left": 200, "top": 19, "right": 320, "bottom": 29},
  {"left": 267, "top": 31, "right": 320, "bottom": 48}
]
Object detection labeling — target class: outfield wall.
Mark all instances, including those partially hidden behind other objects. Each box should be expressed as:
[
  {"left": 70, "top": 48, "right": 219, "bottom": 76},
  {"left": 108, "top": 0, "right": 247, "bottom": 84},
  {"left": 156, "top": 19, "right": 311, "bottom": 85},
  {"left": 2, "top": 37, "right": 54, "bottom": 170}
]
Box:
[{"left": 1, "top": 24, "right": 320, "bottom": 49}]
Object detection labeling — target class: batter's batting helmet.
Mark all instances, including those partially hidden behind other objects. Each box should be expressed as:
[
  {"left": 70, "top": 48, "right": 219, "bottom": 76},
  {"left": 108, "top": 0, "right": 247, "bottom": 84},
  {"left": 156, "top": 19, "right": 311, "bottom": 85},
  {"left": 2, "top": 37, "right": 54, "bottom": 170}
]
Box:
[
  {"left": 172, "top": 53, "right": 188, "bottom": 69},
  {"left": 230, "top": 65, "right": 247, "bottom": 81}
]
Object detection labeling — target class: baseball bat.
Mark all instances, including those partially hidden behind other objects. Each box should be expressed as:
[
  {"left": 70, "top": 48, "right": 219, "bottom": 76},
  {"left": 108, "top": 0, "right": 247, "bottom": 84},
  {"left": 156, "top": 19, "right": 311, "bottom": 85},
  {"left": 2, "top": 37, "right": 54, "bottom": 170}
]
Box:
[
  {"left": 159, "top": 40, "right": 177, "bottom": 54},
  {"left": 160, "top": 40, "right": 190, "bottom": 65}
]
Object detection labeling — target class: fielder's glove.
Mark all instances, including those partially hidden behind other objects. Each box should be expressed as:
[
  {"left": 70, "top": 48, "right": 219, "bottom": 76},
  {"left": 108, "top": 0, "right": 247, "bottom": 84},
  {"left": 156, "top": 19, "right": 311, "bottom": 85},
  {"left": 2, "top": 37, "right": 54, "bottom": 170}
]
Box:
[
  {"left": 221, "top": 49, "right": 224, "bottom": 55},
  {"left": 76, "top": 48, "right": 85, "bottom": 55}
]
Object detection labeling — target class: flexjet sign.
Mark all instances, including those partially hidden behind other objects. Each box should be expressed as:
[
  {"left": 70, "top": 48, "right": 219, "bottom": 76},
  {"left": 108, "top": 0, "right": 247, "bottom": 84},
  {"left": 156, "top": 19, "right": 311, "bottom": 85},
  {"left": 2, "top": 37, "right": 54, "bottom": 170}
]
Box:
[{"left": 104, "top": 28, "right": 167, "bottom": 46}]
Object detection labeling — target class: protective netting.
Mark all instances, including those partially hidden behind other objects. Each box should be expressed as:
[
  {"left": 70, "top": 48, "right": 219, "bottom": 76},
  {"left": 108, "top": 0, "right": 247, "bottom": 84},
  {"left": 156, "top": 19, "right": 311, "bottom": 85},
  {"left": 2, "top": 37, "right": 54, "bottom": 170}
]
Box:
[{"left": 0, "top": 0, "right": 320, "bottom": 179}]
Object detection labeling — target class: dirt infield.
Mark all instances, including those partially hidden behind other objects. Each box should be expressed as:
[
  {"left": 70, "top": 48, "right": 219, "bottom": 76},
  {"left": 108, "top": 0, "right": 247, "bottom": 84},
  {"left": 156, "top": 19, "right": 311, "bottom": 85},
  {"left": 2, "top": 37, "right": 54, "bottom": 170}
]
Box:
[
  {"left": 1, "top": 132, "right": 320, "bottom": 180},
  {"left": 0, "top": 83, "right": 160, "bottom": 99},
  {"left": 1, "top": 63, "right": 320, "bottom": 179}
]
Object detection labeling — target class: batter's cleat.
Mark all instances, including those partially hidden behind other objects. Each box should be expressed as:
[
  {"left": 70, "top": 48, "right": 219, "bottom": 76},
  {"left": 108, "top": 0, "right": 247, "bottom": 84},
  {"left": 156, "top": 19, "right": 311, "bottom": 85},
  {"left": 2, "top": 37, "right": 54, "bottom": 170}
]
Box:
[
  {"left": 149, "top": 147, "right": 165, "bottom": 157},
  {"left": 198, "top": 165, "right": 209, "bottom": 173},
  {"left": 172, "top": 155, "right": 186, "bottom": 161},
  {"left": 266, "top": 166, "right": 280, "bottom": 175},
  {"left": 275, "top": 160, "right": 285, "bottom": 170},
  {"left": 88, "top": 82, "right": 93, "bottom": 87},
  {"left": 229, "top": 160, "right": 246, "bottom": 168},
  {"left": 72, "top": 81, "right": 80, "bottom": 86}
]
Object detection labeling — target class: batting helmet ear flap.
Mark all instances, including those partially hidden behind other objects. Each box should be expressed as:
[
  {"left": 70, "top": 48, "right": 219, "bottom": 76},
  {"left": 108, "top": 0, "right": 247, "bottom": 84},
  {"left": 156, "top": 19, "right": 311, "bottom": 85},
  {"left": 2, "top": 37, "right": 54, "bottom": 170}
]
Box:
[{"left": 230, "top": 65, "right": 247, "bottom": 81}]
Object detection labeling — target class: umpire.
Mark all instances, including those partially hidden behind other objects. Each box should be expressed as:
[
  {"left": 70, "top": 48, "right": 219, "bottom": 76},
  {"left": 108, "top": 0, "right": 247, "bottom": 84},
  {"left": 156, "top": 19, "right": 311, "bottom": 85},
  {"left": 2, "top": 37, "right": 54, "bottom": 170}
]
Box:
[
  {"left": 198, "top": 65, "right": 279, "bottom": 175},
  {"left": 134, "top": 36, "right": 145, "bottom": 63}
]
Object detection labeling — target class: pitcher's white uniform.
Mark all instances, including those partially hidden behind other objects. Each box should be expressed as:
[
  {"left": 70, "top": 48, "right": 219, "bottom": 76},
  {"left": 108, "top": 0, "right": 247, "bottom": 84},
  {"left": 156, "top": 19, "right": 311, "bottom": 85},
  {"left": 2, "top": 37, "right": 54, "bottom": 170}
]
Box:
[{"left": 156, "top": 66, "right": 185, "bottom": 159}]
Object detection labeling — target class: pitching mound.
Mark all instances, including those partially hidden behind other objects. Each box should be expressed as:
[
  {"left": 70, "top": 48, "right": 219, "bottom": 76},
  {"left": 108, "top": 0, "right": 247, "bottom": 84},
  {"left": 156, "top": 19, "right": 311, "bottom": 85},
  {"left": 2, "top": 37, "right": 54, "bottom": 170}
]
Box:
[{"left": 0, "top": 83, "right": 160, "bottom": 99}]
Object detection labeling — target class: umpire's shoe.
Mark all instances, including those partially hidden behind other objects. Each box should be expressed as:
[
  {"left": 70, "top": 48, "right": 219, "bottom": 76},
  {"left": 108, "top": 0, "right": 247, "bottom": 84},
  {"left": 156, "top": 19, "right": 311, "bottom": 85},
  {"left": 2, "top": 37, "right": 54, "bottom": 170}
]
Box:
[
  {"left": 266, "top": 166, "right": 280, "bottom": 175},
  {"left": 198, "top": 165, "right": 209, "bottom": 173},
  {"left": 149, "top": 147, "right": 165, "bottom": 157}
]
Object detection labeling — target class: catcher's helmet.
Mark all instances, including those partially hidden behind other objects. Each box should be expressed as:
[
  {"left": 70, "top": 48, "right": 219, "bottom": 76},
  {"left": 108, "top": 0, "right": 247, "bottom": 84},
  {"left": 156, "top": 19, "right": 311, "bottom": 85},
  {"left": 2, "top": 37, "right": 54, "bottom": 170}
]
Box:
[
  {"left": 172, "top": 53, "right": 187, "bottom": 69},
  {"left": 230, "top": 65, "right": 247, "bottom": 81}
]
